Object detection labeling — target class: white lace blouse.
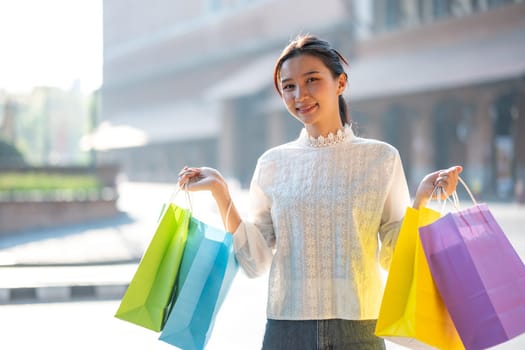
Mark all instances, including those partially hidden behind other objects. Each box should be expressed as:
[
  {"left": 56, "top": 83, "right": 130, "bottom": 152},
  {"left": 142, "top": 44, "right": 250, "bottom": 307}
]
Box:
[{"left": 232, "top": 125, "right": 411, "bottom": 321}]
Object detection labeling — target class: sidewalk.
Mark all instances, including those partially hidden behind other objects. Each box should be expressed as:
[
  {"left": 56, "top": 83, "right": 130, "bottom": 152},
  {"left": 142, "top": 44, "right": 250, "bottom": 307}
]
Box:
[
  {"left": 0, "top": 181, "right": 524, "bottom": 305},
  {"left": 0, "top": 181, "right": 246, "bottom": 304}
]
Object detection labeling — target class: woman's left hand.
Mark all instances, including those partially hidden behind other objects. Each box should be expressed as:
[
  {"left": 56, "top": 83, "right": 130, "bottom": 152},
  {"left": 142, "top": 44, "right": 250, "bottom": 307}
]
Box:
[{"left": 413, "top": 165, "right": 463, "bottom": 209}]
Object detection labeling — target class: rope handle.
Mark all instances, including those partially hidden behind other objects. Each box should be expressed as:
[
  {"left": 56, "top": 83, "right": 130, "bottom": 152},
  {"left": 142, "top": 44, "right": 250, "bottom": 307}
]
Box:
[
  {"left": 166, "top": 182, "right": 193, "bottom": 211},
  {"left": 430, "top": 176, "right": 478, "bottom": 214},
  {"left": 157, "top": 182, "right": 193, "bottom": 222},
  {"left": 458, "top": 176, "right": 478, "bottom": 206}
]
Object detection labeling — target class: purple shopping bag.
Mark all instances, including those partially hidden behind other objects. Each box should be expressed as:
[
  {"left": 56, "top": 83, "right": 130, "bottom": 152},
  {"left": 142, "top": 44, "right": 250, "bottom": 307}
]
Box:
[{"left": 419, "top": 201, "right": 525, "bottom": 350}]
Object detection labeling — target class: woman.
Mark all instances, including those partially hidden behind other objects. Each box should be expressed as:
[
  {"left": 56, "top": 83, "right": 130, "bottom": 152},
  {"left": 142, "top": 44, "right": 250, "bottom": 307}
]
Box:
[{"left": 178, "top": 34, "right": 461, "bottom": 349}]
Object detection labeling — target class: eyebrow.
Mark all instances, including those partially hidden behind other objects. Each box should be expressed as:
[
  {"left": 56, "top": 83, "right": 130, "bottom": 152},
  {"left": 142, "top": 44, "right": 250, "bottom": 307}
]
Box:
[{"left": 281, "top": 70, "right": 321, "bottom": 84}]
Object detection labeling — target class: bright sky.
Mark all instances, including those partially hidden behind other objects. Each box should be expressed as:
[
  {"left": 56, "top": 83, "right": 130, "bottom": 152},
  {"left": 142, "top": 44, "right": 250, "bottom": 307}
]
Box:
[{"left": 0, "top": 0, "right": 102, "bottom": 94}]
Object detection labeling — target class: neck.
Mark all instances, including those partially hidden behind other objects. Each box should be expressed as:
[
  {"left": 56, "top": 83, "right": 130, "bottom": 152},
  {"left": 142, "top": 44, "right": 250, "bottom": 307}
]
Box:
[{"left": 305, "top": 122, "right": 344, "bottom": 138}]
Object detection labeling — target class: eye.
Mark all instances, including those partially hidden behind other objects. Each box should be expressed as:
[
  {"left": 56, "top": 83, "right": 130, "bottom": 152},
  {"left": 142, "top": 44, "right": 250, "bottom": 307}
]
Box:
[
  {"left": 306, "top": 77, "right": 318, "bottom": 83},
  {"left": 282, "top": 83, "right": 295, "bottom": 91}
]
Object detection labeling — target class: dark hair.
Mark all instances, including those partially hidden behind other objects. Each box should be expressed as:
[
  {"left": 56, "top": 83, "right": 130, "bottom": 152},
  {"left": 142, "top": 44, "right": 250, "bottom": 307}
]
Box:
[{"left": 273, "top": 34, "right": 350, "bottom": 125}]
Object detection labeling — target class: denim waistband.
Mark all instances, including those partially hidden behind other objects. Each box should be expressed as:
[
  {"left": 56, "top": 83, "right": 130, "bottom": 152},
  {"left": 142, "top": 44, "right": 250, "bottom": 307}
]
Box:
[{"left": 262, "top": 319, "right": 385, "bottom": 350}]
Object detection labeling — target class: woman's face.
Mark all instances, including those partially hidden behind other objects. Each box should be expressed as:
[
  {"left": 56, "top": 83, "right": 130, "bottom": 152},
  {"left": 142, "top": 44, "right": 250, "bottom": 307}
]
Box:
[{"left": 279, "top": 54, "right": 346, "bottom": 132}]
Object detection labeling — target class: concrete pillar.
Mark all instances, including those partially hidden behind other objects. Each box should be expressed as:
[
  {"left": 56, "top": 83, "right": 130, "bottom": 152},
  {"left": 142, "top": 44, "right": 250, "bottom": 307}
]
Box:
[
  {"left": 514, "top": 83, "right": 525, "bottom": 203},
  {"left": 467, "top": 89, "right": 495, "bottom": 197},
  {"left": 410, "top": 102, "right": 434, "bottom": 193},
  {"left": 219, "top": 100, "right": 236, "bottom": 178},
  {"left": 267, "top": 110, "right": 285, "bottom": 148}
]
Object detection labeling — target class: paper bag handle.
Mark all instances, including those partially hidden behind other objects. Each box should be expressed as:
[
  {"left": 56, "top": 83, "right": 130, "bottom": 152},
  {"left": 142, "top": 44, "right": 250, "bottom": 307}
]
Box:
[
  {"left": 430, "top": 176, "right": 477, "bottom": 213},
  {"left": 457, "top": 176, "right": 478, "bottom": 206},
  {"left": 157, "top": 183, "right": 193, "bottom": 222},
  {"left": 166, "top": 182, "right": 193, "bottom": 211}
]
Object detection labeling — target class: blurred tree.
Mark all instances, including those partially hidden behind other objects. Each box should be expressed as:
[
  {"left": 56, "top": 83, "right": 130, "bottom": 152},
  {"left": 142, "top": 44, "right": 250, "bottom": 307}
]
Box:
[{"left": 0, "top": 138, "right": 26, "bottom": 167}]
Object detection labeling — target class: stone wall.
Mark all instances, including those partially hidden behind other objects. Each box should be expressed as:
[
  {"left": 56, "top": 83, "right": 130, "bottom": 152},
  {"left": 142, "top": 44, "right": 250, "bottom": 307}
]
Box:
[
  {"left": 0, "top": 199, "right": 119, "bottom": 235},
  {"left": 0, "top": 164, "right": 120, "bottom": 235}
]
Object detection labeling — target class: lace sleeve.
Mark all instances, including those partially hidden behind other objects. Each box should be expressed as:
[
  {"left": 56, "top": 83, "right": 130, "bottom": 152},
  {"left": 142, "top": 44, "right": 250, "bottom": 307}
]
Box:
[
  {"left": 378, "top": 150, "right": 410, "bottom": 270},
  {"left": 232, "top": 162, "right": 275, "bottom": 278}
]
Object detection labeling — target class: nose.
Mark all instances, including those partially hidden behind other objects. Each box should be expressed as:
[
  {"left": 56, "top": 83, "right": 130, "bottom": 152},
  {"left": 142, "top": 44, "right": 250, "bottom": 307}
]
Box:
[{"left": 294, "top": 84, "right": 307, "bottom": 101}]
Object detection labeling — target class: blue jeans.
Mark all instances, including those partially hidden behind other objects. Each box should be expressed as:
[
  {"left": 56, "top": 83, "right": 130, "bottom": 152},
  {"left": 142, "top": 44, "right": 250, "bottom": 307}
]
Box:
[{"left": 261, "top": 319, "right": 385, "bottom": 350}]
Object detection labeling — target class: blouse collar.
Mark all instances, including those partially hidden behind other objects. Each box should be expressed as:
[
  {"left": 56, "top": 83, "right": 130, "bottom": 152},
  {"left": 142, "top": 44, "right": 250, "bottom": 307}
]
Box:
[{"left": 299, "top": 124, "right": 354, "bottom": 148}]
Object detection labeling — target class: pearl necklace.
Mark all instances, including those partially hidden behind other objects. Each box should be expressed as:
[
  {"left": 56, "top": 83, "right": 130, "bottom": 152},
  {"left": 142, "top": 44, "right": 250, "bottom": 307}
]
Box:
[{"left": 307, "top": 127, "right": 347, "bottom": 148}]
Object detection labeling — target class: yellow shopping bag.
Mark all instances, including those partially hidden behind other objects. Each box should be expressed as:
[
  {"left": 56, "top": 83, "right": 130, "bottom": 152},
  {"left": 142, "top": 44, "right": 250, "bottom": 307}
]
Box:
[{"left": 375, "top": 207, "right": 463, "bottom": 349}]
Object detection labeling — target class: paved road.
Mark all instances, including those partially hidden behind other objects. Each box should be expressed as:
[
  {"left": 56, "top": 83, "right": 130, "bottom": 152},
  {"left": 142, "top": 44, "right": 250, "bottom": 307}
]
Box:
[
  {"left": 0, "top": 182, "right": 524, "bottom": 349},
  {"left": 0, "top": 281, "right": 269, "bottom": 350},
  {"left": 0, "top": 294, "right": 524, "bottom": 350}
]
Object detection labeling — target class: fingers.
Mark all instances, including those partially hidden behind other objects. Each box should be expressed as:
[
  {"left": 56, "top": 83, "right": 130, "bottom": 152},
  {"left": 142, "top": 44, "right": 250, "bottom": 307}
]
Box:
[
  {"left": 177, "top": 166, "right": 200, "bottom": 178},
  {"left": 177, "top": 166, "right": 202, "bottom": 188},
  {"left": 433, "top": 166, "right": 462, "bottom": 197}
]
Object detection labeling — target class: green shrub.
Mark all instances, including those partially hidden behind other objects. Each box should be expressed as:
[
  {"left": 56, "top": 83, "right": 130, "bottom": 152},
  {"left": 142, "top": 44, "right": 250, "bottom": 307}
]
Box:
[
  {"left": 0, "top": 172, "right": 101, "bottom": 193},
  {"left": 0, "top": 139, "right": 26, "bottom": 167}
]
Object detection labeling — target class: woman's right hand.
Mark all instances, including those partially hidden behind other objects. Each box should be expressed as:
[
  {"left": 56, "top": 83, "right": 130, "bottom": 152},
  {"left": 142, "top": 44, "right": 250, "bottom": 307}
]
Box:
[
  {"left": 179, "top": 166, "right": 238, "bottom": 232},
  {"left": 177, "top": 166, "right": 228, "bottom": 197}
]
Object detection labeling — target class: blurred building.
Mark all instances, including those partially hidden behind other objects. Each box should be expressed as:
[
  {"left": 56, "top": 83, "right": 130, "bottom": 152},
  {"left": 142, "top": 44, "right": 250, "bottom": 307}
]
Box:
[
  {"left": 101, "top": 0, "right": 524, "bottom": 200},
  {"left": 100, "top": 0, "right": 353, "bottom": 185},
  {"left": 349, "top": 0, "right": 525, "bottom": 200}
]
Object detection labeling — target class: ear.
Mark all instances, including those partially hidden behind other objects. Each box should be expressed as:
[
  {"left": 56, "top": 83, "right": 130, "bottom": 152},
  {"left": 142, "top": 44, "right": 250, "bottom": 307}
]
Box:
[{"left": 337, "top": 73, "right": 347, "bottom": 95}]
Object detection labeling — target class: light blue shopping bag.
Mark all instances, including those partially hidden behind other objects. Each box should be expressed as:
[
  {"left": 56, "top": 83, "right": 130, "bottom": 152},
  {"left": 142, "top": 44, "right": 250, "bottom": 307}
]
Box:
[{"left": 159, "top": 217, "right": 238, "bottom": 350}]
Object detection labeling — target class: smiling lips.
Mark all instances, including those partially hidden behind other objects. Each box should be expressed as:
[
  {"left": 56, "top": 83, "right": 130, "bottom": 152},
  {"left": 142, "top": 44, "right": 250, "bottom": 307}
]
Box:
[{"left": 296, "top": 103, "right": 318, "bottom": 114}]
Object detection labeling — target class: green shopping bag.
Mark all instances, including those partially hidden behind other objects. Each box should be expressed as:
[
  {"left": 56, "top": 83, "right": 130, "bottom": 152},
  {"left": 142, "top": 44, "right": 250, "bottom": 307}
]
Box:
[{"left": 115, "top": 191, "right": 191, "bottom": 332}]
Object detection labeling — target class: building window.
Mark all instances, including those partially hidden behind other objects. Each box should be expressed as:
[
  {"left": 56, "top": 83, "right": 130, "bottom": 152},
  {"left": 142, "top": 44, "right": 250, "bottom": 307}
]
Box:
[
  {"left": 382, "top": 105, "right": 413, "bottom": 186},
  {"left": 206, "top": 0, "right": 262, "bottom": 14},
  {"left": 492, "top": 92, "right": 518, "bottom": 199},
  {"left": 432, "top": 99, "right": 467, "bottom": 171},
  {"left": 487, "top": 0, "right": 520, "bottom": 8},
  {"left": 432, "top": 0, "right": 451, "bottom": 19},
  {"left": 207, "top": 0, "right": 222, "bottom": 13},
  {"left": 385, "top": 1, "right": 403, "bottom": 29},
  {"left": 371, "top": 0, "right": 521, "bottom": 33}
]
